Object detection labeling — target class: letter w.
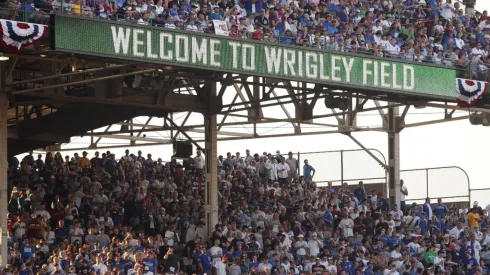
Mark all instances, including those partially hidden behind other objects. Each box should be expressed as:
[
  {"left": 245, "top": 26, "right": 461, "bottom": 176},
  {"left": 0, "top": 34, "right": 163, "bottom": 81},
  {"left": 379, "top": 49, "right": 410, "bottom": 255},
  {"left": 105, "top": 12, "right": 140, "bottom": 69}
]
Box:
[
  {"left": 264, "top": 47, "right": 282, "bottom": 74},
  {"left": 111, "top": 26, "right": 131, "bottom": 55}
]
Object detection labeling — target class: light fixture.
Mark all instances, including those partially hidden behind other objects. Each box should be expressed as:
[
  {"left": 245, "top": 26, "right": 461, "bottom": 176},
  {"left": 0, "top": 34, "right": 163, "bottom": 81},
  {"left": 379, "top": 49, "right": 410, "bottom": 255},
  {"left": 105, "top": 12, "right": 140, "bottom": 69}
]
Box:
[
  {"left": 40, "top": 54, "right": 47, "bottom": 58},
  {"left": 0, "top": 56, "right": 9, "bottom": 61}
]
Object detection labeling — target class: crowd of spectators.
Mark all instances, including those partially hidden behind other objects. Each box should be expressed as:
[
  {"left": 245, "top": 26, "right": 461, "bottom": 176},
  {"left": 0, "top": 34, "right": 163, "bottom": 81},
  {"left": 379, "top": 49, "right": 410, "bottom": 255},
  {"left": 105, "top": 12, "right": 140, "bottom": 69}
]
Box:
[
  {"left": 4, "top": 148, "right": 490, "bottom": 275},
  {"left": 1, "top": 0, "right": 490, "bottom": 80}
]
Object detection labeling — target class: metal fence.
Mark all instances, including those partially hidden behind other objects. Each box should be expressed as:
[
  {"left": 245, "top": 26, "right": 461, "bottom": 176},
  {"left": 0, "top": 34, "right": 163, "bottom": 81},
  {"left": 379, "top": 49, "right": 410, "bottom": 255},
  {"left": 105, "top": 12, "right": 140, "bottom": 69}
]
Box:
[
  {"left": 296, "top": 149, "right": 483, "bottom": 206},
  {"left": 297, "top": 149, "right": 387, "bottom": 186},
  {"left": 401, "top": 166, "right": 471, "bottom": 205}
]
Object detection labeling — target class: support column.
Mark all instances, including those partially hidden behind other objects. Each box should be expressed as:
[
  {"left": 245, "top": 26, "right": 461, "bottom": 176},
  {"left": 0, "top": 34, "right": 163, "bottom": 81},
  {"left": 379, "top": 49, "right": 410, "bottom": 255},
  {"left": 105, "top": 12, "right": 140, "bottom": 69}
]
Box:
[
  {"left": 204, "top": 82, "right": 218, "bottom": 239},
  {"left": 0, "top": 65, "right": 9, "bottom": 267},
  {"left": 387, "top": 107, "right": 401, "bottom": 209}
]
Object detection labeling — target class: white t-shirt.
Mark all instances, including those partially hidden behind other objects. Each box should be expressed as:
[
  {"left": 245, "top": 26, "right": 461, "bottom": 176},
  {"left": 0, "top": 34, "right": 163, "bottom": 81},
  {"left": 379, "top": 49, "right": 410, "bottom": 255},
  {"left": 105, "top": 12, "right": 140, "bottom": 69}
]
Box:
[
  {"left": 210, "top": 246, "right": 223, "bottom": 263},
  {"left": 92, "top": 263, "right": 108, "bottom": 274},
  {"left": 400, "top": 185, "right": 407, "bottom": 201},
  {"left": 390, "top": 250, "right": 402, "bottom": 266},
  {"left": 307, "top": 239, "right": 322, "bottom": 257},
  {"left": 338, "top": 218, "right": 354, "bottom": 238},
  {"left": 390, "top": 210, "right": 403, "bottom": 226},
  {"left": 194, "top": 156, "right": 205, "bottom": 169},
  {"left": 296, "top": 240, "right": 308, "bottom": 256},
  {"left": 215, "top": 260, "right": 227, "bottom": 275}
]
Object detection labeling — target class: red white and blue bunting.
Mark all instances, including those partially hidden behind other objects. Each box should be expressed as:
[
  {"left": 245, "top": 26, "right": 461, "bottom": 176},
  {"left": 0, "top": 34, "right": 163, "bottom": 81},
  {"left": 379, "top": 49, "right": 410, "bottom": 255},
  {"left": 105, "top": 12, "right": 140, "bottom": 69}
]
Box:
[
  {"left": 456, "top": 78, "right": 489, "bottom": 108},
  {"left": 0, "top": 20, "right": 47, "bottom": 52}
]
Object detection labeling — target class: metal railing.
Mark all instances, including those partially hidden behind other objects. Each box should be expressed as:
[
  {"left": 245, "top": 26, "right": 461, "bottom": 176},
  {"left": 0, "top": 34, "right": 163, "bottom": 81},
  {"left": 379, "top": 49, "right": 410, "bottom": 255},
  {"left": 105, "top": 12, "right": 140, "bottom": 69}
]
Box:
[
  {"left": 401, "top": 166, "right": 471, "bottom": 204},
  {"left": 295, "top": 149, "right": 480, "bottom": 205},
  {"left": 297, "top": 148, "right": 387, "bottom": 187},
  {"left": 1, "top": 3, "right": 488, "bottom": 81}
]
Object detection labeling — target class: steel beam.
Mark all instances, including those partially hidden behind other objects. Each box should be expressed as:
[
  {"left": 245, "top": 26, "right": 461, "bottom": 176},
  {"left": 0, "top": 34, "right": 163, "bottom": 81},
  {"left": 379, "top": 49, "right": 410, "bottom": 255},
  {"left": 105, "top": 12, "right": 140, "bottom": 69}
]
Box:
[
  {"left": 403, "top": 115, "right": 469, "bottom": 128},
  {"left": 387, "top": 106, "right": 401, "bottom": 209},
  {"left": 12, "top": 69, "right": 156, "bottom": 95},
  {"left": 9, "top": 65, "right": 129, "bottom": 86},
  {"left": 346, "top": 134, "right": 388, "bottom": 170},
  {"left": 0, "top": 62, "right": 10, "bottom": 267},
  {"left": 165, "top": 116, "right": 204, "bottom": 151},
  {"left": 204, "top": 81, "right": 218, "bottom": 240}
]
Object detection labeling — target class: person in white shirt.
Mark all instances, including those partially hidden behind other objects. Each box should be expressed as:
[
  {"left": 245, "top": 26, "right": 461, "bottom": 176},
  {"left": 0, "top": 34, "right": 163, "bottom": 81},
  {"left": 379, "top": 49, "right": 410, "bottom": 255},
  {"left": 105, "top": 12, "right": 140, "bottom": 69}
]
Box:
[
  {"left": 338, "top": 216, "right": 354, "bottom": 238},
  {"left": 390, "top": 205, "right": 403, "bottom": 227},
  {"left": 165, "top": 226, "right": 178, "bottom": 247},
  {"left": 70, "top": 223, "right": 84, "bottom": 244},
  {"left": 165, "top": 17, "right": 177, "bottom": 29},
  {"left": 285, "top": 17, "right": 298, "bottom": 34},
  {"left": 385, "top": 38, "right": 400, "bottom": 56},
  {"left": 440, "top": 0, "right": 454, "bottom": 20},
  {"left": 13, "top": 217, "right": 26, "bottom": 239},
  {"left": 408, "top": 238, "right": 421, "bottom": 253},
  {"left": 307, "top": 232, "right": 323, "bottom": 257},
  {"left": 154, "top": 0, "right": 164, "bottom": 15},
  {"left": 251, "top": 208, "right": 266, "bottom": 229},
  {"left": 449, "top": 223, "right": 464, "bottom": 239},
  {"left": 236, "top": 2, "right": 247, "bottom": 19},
  {"left": 434, "top": 250, "right": 446, "bottom": 272},
  {"left": 390, "top": 245, "right": 403, "bottom": 267},
  {"left": 92, "top": 255, "right": 108, "bottom": 274},
  {"left": 295, "top": 235, "right": 308, "bottom": 262},
  {"left": 277, "top": 159, "right": 290, "bottom": 185},
  {"left": 33, "top": 204, "right": 51, "bottom": 223},
  {"left": 383, "top": 263, "right": 400, "bottom": 275},
  {"left": 193, "top": 150, "right": 205, "bottom": 174},
  {"left": 210, "top": 239, "right": 223, "bottom": 264},
  {"left": 467, "top": 234, "right": 482, "bottom": 263},
  {"left": 399, "top": 180, "right": 408, "bottom": 214}
]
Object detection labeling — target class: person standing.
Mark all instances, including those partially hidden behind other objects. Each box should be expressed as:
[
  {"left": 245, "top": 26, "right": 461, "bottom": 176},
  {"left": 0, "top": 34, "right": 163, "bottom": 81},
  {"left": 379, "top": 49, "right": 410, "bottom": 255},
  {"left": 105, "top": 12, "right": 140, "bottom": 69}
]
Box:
[
  {"left": 400, "top": 180, "right": 408, "bottom": 214},
  {"left": 193, "top": 150, "right": 205, "bottom": 175},
  {"left": 277, "top": 158, "right": 289, "bottom": 186},
  {"left": 285, "top": 152, "right": 298, "bottom": 182},
  {"left": 303, "top": 159, "right": 315, "bottom": 180}
]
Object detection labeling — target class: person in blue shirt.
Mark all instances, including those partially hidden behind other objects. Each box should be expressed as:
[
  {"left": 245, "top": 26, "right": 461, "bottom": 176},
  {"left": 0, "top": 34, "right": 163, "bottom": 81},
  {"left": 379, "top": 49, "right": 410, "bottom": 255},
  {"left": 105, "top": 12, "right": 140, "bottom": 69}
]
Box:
[
  {"left": 422, "top": 197, "right": 432, "bottom": 220},
  {"left": 8, "top": 230, "right": 18, "bottom": 249},
  {"left": 340, "top": 254, "right": 354, "bottom": 275},
  {"left": 21, "top": 238, "right": 35, "bottom": 260},
  {"left": 433, "top": 198, "right": 448, "bottom": 223},
  {"left": 418, "top": 213, "right": 429, "bottom": 235},
  {"left": 364, "top": 261, "right": 374, "bottom": 275},
  {"left": 462, "top": 250, "right": 479, "bottom": 274},
  {"left": 323, "top": 205, "right": 334, "bottom": 228},
  {"left": 302, "top": 159, "right": 315, "bottom": 180},
  {"left": 197, "top": 246, "right": 212, "bottom": 274},
  {"left": 142, "top": 251, "right": 158, "bottom": 273},
  {"left": 354, "top": 181, "right": 365, "bottom": 203}
]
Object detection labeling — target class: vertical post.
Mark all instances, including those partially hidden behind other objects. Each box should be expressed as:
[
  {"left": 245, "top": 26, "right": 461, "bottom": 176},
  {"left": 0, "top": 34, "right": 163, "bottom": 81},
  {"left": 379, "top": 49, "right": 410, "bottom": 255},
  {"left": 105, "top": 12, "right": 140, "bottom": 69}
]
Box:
[
  {"left": 340, "top": 150, "right": 344, "bottom": 184},
  {"left": 204, "top": 82, "right": 218, "bottom": 240},
  {"left": 387, "top": 107, "right": 401, "bottom": 209},
  {"left": 0, "top": 64, "right": 9, "bottom": 267},
  {"left": 297, "top": 151, "right": 300, "bottom": 175},
  {"left": 426, "top": 169, "right": 429, "bottom": 199}
]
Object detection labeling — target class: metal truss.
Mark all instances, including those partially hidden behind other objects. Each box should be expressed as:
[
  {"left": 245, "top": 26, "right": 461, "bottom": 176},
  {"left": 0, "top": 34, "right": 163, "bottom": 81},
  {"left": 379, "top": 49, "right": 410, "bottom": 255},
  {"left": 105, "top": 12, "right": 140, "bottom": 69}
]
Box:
[{"left": 0, "top": 52, "right": 476, "bottom": 153}]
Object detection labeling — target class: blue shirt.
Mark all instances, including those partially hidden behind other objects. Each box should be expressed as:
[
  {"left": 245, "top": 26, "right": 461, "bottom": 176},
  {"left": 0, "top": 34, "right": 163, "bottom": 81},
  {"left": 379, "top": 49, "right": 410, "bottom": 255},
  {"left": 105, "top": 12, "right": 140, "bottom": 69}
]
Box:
[
  {"left": 303, "top": 164, "right": 315, "bottom": 179},
  {"left": 433, "top": 204, "right": 447, "bottom": 219},
  {"left": 197, "top": 252, "right": 212, "bottom": 273},
  {"left": 21, "top": 245, "right": 35, "bottom": 259},
  {"left": 142, "top": 258, "right": 157, "bottom": 273},
  {"left": 323, "top": 210, "right": 333, "bottom": 225},
  {"left": 353, "top": 187, "right": 365, "bottom": 203}
]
